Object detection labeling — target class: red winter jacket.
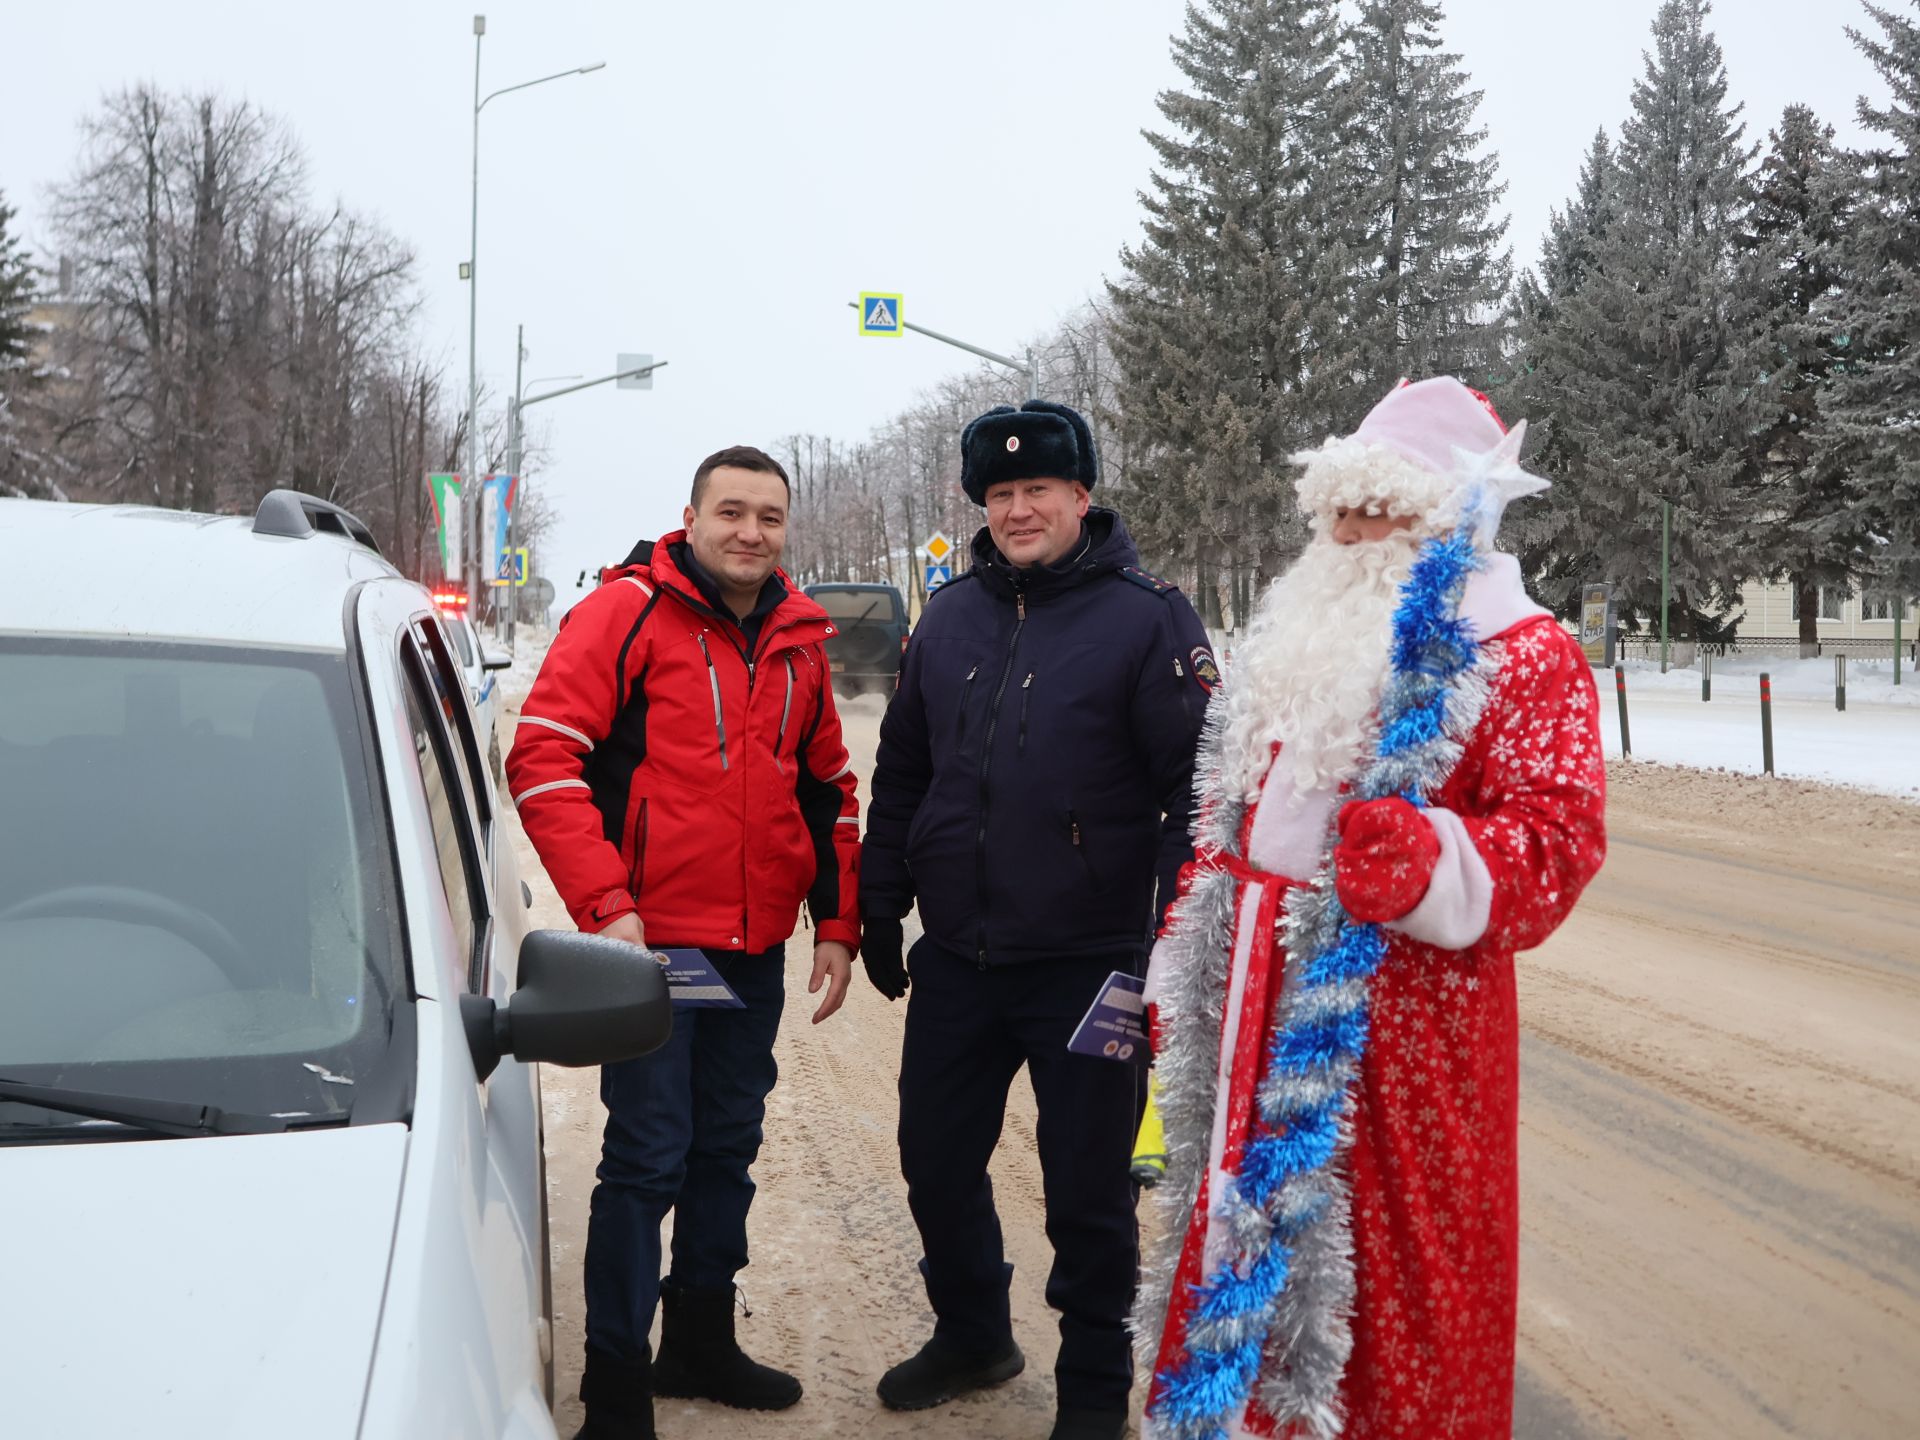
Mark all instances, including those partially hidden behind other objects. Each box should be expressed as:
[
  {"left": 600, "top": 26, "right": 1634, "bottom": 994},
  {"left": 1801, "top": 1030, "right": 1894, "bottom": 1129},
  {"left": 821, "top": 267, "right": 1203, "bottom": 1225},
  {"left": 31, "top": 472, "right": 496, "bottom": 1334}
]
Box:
[{"left": 506, "top": 533, "right": 861, "bottom": 953}]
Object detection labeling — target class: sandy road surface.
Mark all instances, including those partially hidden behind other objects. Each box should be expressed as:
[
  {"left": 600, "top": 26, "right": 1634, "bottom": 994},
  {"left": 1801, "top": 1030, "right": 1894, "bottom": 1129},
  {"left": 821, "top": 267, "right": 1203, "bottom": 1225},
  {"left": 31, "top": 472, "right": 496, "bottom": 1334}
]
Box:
[{"left": 500, "top": 664, "right": 1920, "bottom": 1440}]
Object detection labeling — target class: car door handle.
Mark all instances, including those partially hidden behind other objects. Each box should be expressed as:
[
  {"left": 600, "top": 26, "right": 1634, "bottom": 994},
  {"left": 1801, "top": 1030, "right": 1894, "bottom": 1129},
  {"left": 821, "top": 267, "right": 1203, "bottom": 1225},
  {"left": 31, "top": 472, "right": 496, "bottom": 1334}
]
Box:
[{"left": 521, "top": 880, "right": 533, "bottom": 910}]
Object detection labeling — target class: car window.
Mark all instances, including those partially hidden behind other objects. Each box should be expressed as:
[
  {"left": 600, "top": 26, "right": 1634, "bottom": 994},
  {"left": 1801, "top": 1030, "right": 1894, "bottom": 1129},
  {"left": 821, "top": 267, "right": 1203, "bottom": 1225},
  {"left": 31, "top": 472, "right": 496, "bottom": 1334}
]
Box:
[
  {"left": 0, "top": 639, "right": 398, "bottom": 1122},
  {"left": 809, "top": 588, "right": 904, "bottom": 624},
  {"left": 444, "top": 615, "right": 476, "bottom": 668},
  {"left": 399, "top": 639, "right": 488, "bottom": 993},
  {"left": 412, "top": 616, "right": 492, "bottom": 834}
]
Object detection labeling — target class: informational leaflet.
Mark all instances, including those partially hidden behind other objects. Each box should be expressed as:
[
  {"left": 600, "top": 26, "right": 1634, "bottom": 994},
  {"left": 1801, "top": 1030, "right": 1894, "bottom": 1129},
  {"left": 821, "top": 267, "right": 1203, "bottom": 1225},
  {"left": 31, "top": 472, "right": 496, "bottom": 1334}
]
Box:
[
  {"left": 1067, "top": 970, "right": 1149, "bottom": 1065},
  {"left": 652, "top": 949, "right": 745, "bottom": 1009}
]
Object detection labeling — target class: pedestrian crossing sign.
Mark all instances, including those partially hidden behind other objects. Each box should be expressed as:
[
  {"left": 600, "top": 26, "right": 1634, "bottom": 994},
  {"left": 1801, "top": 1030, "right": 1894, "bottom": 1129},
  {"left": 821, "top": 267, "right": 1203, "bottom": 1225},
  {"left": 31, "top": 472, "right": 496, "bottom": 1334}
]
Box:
[
  {"left": 859, "top": 292, "right": 903, "bottom": 336},
  {"left": 925, "top": 563, "right": 951, "bottom": 592}
]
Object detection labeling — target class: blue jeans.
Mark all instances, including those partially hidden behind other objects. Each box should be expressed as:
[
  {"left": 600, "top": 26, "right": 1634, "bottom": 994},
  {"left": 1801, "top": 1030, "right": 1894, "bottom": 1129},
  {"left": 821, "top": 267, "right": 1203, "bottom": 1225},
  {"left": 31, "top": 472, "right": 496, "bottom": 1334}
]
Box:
[{"left": 584, "top": 947, "right": 786, "bottom": 1360}]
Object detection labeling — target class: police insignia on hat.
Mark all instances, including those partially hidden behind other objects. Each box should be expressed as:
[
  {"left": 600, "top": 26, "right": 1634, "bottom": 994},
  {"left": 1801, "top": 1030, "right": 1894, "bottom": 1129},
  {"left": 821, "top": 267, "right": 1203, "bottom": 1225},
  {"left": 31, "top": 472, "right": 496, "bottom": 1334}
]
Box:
[{"left": 958, "top": 400, "right": 1100, "bottom": 505}]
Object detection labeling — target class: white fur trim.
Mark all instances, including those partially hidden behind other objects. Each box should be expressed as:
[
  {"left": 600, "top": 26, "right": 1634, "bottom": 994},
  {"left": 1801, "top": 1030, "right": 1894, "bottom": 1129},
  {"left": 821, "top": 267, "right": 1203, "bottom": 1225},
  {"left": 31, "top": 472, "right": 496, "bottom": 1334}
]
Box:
[
  {"left": 1459, "top": 552, "right": 1552, "bottom": 641},
  {"left": 1386, "top": 806, "right": 1491, "bottom": 950},
  {"left": 1143, "top": 936, "right": 1172, "bottom": 1007},
  {"left": 1244, "top": 765, "right": 1339, "bottom": 882}
]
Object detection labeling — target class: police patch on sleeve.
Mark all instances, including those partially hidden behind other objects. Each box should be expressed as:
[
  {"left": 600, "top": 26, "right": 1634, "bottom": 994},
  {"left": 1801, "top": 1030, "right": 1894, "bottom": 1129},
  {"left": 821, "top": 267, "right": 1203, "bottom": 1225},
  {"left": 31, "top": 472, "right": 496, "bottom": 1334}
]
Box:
[{"left": 1190, "top": 646, "right": 1221, "bottom": 693}]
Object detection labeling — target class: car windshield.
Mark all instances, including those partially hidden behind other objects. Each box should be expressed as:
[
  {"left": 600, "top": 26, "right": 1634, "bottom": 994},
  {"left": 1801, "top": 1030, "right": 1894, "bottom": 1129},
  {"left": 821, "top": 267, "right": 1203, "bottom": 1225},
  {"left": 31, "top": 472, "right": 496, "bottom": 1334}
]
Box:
[
  {"left": 809, "top": 588, "right": 901, "bottom": 624},
  {"left": 0, "top": 639, "right": 399, "bottom": 1132}
]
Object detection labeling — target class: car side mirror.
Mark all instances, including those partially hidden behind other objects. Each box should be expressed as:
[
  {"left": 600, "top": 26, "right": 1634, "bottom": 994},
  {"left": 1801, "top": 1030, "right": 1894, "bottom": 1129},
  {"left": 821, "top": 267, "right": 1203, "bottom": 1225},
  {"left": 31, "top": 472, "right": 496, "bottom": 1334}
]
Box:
[
  {"left": 459, "top": 929, "right": 671, "bottom": 1081},
  {"left": 482, "top": 647, "right": 513, "bottom": 672}
]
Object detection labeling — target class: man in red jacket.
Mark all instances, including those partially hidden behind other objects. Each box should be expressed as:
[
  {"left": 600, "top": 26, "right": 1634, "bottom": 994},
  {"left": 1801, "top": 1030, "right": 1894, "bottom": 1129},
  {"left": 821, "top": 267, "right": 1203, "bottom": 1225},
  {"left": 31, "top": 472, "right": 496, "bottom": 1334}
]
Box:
[{"left": 507, "top": 444, "right": 860, "bottom": 1440}]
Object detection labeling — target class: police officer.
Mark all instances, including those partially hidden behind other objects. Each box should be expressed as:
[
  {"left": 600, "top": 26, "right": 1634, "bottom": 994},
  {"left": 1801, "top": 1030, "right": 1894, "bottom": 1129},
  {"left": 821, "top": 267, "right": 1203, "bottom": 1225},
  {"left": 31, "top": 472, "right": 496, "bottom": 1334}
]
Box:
[{"left": 860, "top": 401, "right": 1213, "bottom": 1440}]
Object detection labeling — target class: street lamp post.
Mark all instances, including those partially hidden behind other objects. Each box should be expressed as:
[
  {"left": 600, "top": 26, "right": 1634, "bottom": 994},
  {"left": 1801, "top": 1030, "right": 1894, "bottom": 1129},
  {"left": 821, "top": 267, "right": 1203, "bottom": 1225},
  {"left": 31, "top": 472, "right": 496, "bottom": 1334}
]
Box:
[
  {"left": 464, "top": 13, "right": 604, "bottom": 607},
  {"left": 498, "top": 351, "right": 668, "bottom": 639},
  {"left": 498, "top": 331, "right": 584, "bottom": 643},
  {"left": 847, "top": 301, "right": 1038, "bottom": 399}
]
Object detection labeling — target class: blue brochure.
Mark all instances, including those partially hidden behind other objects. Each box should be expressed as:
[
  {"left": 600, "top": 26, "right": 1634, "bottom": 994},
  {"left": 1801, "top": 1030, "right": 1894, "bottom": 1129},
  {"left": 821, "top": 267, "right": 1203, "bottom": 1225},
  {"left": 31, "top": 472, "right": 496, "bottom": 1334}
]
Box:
[
  {"left": 1067, "top": 970, "right": 1148, "bottom": 1065},
  {"left": 652, "top": 948, "right": 746, "bottom": 1009}
]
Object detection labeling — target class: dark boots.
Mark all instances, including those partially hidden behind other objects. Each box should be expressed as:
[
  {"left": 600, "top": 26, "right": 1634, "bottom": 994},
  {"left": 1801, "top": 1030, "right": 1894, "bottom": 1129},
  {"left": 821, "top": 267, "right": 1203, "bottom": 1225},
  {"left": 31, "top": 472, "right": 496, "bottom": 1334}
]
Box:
[
  {"left": 876, "top": 1332, "right": 1027, "bottom": 1411},
  {"left": 650, "top": 1278, "right": 803, "bottom": 1411},
  {"left": 574, "top": 1343, "right": 655, "bottom": 1440}
]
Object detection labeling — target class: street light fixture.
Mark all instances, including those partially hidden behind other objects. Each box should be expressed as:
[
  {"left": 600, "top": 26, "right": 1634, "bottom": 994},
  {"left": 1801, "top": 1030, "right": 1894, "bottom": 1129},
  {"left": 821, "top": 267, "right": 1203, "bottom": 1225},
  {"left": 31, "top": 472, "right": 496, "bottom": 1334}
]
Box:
[
  {"left": 495, "top": 321, "right": 664, "bottom": 642},
  {"left": 465, "top": 14, "right": 605, "bottom": 607},
  {"left": 846, "top": 300, "right": 1038, "bottom": 400}
]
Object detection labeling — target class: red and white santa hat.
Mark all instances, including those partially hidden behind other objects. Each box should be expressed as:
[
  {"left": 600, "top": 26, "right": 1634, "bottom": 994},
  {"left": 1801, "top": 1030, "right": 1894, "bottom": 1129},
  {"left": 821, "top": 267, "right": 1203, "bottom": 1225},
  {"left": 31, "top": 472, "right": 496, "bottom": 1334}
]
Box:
[{"left": 1291, "top": 376, "right": 1548, "bottom": 546}]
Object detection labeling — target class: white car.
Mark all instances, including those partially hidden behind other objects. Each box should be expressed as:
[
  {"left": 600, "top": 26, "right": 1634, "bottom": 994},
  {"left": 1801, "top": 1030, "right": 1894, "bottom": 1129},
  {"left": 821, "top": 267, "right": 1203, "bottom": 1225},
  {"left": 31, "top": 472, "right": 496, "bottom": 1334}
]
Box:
[{"left": 0, "top": 491, "right": 670, "bottom": 1439}]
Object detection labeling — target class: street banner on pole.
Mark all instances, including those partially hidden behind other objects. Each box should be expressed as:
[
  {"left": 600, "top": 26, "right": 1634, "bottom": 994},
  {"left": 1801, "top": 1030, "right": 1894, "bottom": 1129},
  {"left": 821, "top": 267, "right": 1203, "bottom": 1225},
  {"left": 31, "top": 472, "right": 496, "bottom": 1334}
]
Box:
[
  {"left": 426, "top": 473, "right": 463, "bottom": 581},
  {"left": 859, "top": 292, "right": 904, "bottom": 336},
  {"left": 483, "top": 475, "right": 517, "bottom": 587}
]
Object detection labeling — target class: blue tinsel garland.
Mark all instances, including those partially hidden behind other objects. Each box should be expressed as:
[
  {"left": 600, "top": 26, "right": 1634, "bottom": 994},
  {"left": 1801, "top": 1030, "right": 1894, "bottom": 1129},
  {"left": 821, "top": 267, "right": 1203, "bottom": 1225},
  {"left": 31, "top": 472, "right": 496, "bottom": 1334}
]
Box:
[{"left": 1151, "top": 527, "right": 1483, "bottom": 1440}]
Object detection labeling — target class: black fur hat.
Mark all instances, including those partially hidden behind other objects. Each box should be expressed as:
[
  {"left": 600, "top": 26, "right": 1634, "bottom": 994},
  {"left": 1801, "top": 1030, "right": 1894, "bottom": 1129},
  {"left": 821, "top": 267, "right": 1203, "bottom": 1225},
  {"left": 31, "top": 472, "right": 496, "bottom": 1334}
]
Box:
[{"left": 959, "top": 400, "right": 1099, "bottom": 505}]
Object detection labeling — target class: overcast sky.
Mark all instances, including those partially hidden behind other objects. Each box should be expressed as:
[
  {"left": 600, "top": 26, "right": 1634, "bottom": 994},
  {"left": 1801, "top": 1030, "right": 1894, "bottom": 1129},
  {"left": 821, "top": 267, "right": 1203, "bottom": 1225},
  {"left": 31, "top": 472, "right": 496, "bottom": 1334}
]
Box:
[{"left": 3, "top": 0, "right": 1892, "bottom": 610}]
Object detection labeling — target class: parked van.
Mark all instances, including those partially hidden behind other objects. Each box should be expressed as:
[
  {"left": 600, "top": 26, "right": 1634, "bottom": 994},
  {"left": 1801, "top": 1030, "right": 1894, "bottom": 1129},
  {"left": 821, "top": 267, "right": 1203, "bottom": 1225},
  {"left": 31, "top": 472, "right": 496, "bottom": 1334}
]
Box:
[{"left": 804, "top": 582, "right": 909, "bottom": 699}]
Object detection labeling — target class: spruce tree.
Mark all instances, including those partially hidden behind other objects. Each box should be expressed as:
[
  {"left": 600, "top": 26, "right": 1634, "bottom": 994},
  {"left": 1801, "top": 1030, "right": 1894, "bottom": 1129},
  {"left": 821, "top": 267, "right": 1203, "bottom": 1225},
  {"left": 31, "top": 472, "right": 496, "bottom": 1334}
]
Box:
[
  {"left": 0, "top": 188, "right": 50, "bottom": 498},
  {"left": 0, "top": 190, "right": 34, "bottom": 375},
  {"left": 1108, "top": 0, "right": 1364, "bottom": 585},
  {"left": 1817, "top": 1, "right": 1920, "bottom": 608},
  {"left": 1736, "top": 106, "right": 1863, "bottom": 653},
  {"left": 1505, "top": 129, "right": 1621, "bottom": 610},
  {"left": 1541, "top": 0, "right": 1758, "bottom": 634},
  {"left": 1345, "top": 0, "right": 1511, "bottom": 386}
]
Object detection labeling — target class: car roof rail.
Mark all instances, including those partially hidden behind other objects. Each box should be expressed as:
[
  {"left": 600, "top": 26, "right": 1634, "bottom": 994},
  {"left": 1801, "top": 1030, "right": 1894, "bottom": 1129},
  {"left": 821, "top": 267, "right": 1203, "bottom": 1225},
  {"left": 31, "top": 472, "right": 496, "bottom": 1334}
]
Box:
[{"left": 252, "top": 489, "right": 383, "bottom": 554}]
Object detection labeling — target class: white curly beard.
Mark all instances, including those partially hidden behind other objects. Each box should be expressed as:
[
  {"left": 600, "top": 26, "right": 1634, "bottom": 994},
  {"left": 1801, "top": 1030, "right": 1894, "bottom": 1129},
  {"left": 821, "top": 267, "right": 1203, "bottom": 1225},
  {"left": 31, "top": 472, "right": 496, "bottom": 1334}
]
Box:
[{"left": 1217, "top": 531, "right": 1420, "bottom": 804}]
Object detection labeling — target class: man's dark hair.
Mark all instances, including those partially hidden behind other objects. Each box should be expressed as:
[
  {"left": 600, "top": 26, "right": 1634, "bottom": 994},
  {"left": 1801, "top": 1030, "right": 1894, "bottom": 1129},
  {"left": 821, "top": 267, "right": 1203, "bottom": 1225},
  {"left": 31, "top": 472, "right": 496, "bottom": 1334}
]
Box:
[{"left": 691, "top": 445, "right": 791, "bottom": 509}]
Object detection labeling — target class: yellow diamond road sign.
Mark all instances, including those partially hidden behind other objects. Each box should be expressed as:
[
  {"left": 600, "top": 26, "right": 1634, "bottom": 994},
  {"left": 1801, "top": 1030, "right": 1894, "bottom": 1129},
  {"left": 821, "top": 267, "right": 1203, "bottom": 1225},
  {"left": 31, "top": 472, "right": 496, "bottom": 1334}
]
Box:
[{"left": 923, "top": 532, "right": 952, "bottom": 565}]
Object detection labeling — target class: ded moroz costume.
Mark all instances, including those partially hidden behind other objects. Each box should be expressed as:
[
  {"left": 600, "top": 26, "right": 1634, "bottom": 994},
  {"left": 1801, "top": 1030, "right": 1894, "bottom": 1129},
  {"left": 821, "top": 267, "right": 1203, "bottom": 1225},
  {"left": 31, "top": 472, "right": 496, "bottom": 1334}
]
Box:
[{"left": 1135, "top": 378, "right": 1608, "bottom": 1440}]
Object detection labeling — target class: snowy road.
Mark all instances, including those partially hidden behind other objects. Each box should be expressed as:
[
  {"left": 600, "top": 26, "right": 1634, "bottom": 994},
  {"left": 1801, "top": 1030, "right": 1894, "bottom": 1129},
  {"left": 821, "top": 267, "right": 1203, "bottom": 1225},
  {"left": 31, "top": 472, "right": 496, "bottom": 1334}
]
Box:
[{"left": 500, "top": 645, "right": 1920, "bottom": 1438}]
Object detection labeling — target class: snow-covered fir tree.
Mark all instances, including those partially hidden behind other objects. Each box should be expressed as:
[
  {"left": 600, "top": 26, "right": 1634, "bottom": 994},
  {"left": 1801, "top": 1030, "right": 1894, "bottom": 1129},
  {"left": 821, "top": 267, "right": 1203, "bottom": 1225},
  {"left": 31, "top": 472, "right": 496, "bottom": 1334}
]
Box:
[
  {"left": 1505, "top": 129, "right": 1621, "bottom": 611},
  {"left": 1108, "top": 0, "right": 1364, "bottom": 597},
  {"left": 1344, "top": 0, "right": 1510, "bottom": 386},
  {"left": 1541, "top": 0, "right": 1758, "bottom": 633},
  {"left": 1736, "top": 106, "right": 1865, "bottom": 653},
  {"left": 1816, "top": 1, "right": 1920, "bottom": 608},
  {"left": 0, "top": 188, "right": 54, "bottom": 499}
]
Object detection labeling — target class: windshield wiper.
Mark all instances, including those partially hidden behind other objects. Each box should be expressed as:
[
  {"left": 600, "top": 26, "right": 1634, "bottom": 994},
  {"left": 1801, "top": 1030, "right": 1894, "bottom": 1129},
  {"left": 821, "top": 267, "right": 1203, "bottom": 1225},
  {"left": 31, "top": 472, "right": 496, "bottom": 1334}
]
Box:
[{"left": 0, "top": 1076, "right": 322, "bottom": 1139}]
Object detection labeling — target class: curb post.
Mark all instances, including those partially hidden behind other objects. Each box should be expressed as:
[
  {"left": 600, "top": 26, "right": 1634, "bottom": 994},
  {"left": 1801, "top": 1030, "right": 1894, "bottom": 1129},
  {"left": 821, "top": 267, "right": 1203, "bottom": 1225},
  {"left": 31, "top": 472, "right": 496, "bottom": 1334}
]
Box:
[
  {"left": 1835, "top": 655, "right": 1847, "bottom": 712},
  {"left": 1760, "top": 671, "right": 1775, "bottom": 775},
  {"left": 1614, "top": 664, "right": 1631, "bottom": 757},
  {"left": 1702, "top": 651, "right": 1712, "bottom": 702}
]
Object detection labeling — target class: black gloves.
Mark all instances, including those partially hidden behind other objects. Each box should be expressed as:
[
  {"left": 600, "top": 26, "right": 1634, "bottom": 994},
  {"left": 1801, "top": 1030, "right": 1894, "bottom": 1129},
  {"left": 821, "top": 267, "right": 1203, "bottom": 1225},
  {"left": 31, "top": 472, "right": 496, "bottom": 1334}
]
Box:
[{"left": 861, "top": 916, "right": 908, "bottom": 1000}]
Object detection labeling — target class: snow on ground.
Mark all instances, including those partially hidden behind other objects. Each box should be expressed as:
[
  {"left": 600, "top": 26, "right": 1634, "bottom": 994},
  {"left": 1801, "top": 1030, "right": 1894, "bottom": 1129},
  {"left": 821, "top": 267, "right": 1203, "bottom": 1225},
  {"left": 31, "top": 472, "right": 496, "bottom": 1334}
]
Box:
[
  {"left": 1617, "top": 653, "right": 1919, "bottom": 708},
  {"left": 499, "top": 625, "right": 553, "bottom": 698},
  {"left": 1600, "top": 656, "right": 1920, "bottom": 799}
]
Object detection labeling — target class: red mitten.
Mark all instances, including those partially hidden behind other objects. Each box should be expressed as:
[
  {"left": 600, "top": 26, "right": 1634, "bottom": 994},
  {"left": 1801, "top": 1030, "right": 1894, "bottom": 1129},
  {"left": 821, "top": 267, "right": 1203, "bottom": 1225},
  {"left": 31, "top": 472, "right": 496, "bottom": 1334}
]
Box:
[{"left": 1333, "top": 797, "right": 1441, "bottom": 922}]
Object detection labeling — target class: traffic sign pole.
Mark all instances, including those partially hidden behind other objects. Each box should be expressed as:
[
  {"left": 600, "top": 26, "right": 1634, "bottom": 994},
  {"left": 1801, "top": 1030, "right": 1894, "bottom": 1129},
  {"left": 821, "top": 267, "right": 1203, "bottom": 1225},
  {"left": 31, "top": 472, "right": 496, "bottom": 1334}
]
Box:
[{"left": 849, "top": 300, "right": 1037, "bottom": 397}]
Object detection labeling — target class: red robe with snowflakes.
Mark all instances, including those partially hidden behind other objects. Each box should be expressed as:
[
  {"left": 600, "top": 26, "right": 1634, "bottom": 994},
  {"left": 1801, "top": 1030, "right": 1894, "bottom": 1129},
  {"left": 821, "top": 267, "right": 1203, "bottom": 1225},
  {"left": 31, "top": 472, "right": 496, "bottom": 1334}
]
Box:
[{"left": 1139, "top": 566, "right": 1608, "bottom": 1440}]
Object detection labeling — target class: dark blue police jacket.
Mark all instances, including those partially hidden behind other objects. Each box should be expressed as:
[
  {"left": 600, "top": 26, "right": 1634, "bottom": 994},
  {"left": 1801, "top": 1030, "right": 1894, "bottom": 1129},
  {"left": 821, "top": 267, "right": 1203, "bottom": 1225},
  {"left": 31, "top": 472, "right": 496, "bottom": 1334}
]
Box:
[{"left": 861, "top": 508, "right": 1216, "bottom": 967}]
